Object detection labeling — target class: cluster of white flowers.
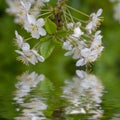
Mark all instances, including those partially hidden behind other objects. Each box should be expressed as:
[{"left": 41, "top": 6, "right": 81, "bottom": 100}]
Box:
[
  {"left": 6, "top": 0, "right": 104, "bottom": 66},
  {"left": 62, "top": 70, "right": 104, "bottom": 119},
  {"left": 62, "top": 9, "right": 104, "bottom": 66},
  {"left": 14, "top": 71, "right": 45, "bottom": 104},
  {"left": 7, "top": 0, "right": 48, "bottom": 39},
  {"left": 6, "top": 0, "right": 48, "bottom": 39},
  {"left": 15, "top": 31, "right": 44, "bottom": 65},
  {"left": 6, "top": 0, "right": 49, "bottom": 24},
  {"left": 6, "top": 1, "right": 105, "bottom": 119},
  {"left": 6, "top": 0, "right": 50, "bottom": 65}
]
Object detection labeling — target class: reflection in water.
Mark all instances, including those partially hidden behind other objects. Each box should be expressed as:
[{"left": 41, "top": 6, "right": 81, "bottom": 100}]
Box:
[
  {"left": 62, "top": 70, "right": 104, "bottom": 120},
  {"left": 13, "top": 70, "right": 105, "bottom": 120},
  {"left": 13, "top": 71, "right": 47, "bottom": 120},
  {"left": 13, "top": 71, "right": 45, "bottom": 104},
  {"left": 111, "top": 113, "right": 120, "bottom": 120},
  {"left": 14, "top": 96, "right": 47, "bottom": 120}
]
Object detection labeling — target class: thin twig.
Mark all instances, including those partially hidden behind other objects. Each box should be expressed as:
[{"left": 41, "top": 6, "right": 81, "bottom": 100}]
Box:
[
  {"left": 66, "top": 5, "right": 89, "bottom": 17},
  {"left": 37, "top": 12, "right": 51, "bottom": 18}
]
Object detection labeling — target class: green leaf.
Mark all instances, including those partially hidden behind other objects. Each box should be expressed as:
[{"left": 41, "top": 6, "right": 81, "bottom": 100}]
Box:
[
  {"left": 40, "top": 39, "right": 56, "bottom": 59},
  {"left": 45, "top": 18, "right": 57, "bottom": 34},
  {"left": 40, "top": 37, "right": 48, "bottom": 42},
  {"left": 56, "top": 30, "right": 67, "bottom": 38}
]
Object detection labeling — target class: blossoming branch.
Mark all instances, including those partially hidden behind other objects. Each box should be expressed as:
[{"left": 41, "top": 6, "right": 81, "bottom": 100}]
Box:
[{"left": 6, "top": 0, "right": 104, "bottom": 66}]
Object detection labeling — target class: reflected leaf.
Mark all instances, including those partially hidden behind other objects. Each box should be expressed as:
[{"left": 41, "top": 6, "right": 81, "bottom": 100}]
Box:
[{"left": 37, "top": 77, "right": 54, "bottom": 94}]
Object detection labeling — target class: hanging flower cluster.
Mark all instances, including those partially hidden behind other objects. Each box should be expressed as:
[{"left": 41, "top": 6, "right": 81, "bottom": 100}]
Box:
[
  {"left": 7, "top": 1, "right": 105, "bottom": 119},
  {"left": 6, "top": 0, "right": 104, "bottom": 66},
  {"left": 15, "top": 31, "right": 45, "bottom": 65}
]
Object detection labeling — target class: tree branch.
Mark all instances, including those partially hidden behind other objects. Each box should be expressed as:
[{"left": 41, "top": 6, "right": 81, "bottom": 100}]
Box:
[{"left": 55, "top": 0, "right": 68, "bottom": 28}]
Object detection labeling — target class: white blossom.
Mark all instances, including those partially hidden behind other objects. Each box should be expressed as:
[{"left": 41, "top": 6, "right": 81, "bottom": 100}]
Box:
[
  {"left": 76, "top": 30, "right": 104, "bottom": 66},
  {"left": 113, "top": 2, "right": 120, "bottom": 23},
  {"left": 86, "top": 8, "right": 103, "bottom": 34},
  {"left": 7, "top": 0, "right": 104, "bottom": 67},
  {"left": 15, "top": 42, "right": 44, "bottom": 65},
  {"left": 14, "top": 31, "right": 45, "bottom": 65},
  {"left": 76, "top": 46, "right": 104, "bottom": 66},
  {"left": 6, "top": 0, "right": 21, "bottom": 15},
  {"left": 20, "top": 1, "right": 31, "bottom": 12},
  {"left": 35, "top": 0, "right": 50, "bottom": 8},
  {"left": 90, "top": 30, "right": 103, "bottom": 49},
  {"left": 15, "top": 49, "right": 44, "bottom": 65},
  {"left": 15, "top": 30, "right": 24, "bottom": 48},
  {"left": 24, "top": 14, "right": 46, "bottom": 39},
  {"left": 6, "top": 0, "right": 32, "bottom": 24},
  {"left": 31, "top": 49, "right": 45, "bottom": 62},
  {"left": 62, "top": 22, "right": 86, "bottom": 59},
  {"left": 6, "top": 0, "right": 50, "bottom": 25},
  {"left": 73, "top": 22, "right": 84, "bottom": 38}
]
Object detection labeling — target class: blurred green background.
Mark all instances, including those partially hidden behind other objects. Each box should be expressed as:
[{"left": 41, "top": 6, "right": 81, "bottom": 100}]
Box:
[{"left": 0, "top": 0, "right": 120, "bottom": 120}]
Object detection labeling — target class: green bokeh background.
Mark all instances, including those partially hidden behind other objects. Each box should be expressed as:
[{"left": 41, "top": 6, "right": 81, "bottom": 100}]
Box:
[{"left": 0, "top": 0, "right": 120, "bottom": 119}]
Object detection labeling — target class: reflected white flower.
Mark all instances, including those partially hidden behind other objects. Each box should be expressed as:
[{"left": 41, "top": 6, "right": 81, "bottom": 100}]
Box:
[
  {"left": 14, "top": 71, "right": 47, "bottom": 120},
  {"left": 14, "top": 97, "right": 47, "bottom": 120},
  {"left": 14, "top": 71, "right": 45, "bottom": 104},
  {"left": 110, "top": 113, "right": 120, "bottom": 120},
  {"left": 62, "top": 70, "right": 104, "bottom": 119},
  {"left": 21, "top": 97, "right": 47, "bottom": 111}
]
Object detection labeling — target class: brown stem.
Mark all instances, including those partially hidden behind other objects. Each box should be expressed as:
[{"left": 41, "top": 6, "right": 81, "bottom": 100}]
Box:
[{"left": 55, "top": 0, "right": 68, "bottom": 29}]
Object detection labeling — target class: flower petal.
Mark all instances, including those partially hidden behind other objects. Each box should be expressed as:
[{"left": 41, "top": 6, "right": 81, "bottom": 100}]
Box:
[
  {"left": 76, "top": 58, "right": 86, "bottom": 66},
  {"left": 39, "top": 28, "right": 46, "bottom": 36}
]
